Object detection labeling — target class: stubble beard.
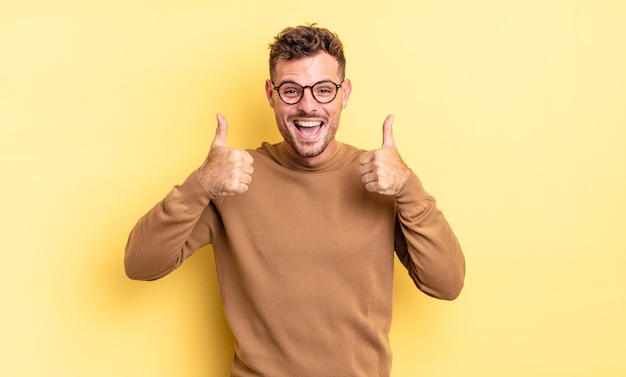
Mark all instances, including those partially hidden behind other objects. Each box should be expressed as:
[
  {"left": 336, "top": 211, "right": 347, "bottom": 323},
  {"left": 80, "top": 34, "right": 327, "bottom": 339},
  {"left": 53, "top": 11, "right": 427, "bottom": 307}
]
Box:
[{"left": 279, "top": 121, "right": 338, "bottom": 158}]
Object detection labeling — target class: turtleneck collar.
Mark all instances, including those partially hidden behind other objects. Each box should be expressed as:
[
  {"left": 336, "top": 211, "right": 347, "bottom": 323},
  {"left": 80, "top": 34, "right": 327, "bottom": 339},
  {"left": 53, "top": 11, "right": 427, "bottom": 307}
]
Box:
[{"left": 262, "top": 141, "right": 349, "bottom": 172}]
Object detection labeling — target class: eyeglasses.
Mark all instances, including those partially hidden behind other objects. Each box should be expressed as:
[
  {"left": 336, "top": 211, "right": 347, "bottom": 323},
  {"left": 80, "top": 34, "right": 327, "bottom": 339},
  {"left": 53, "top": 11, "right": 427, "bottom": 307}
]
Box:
[{"left": 272, "top": 80, "right": 343, "bottom": 105}]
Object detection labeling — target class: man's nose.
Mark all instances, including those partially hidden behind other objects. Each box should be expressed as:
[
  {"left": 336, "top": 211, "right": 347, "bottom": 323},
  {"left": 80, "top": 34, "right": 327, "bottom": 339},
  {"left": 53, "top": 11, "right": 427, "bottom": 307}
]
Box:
[{"left": 297, "top": 87, "right": 318, "bottom": 112}]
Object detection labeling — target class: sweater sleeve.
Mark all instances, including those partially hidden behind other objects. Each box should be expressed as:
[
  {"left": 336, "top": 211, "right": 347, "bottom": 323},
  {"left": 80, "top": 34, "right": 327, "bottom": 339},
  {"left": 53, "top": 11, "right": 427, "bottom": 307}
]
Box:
[
  {"left": 394, "top": 172, "right": 466, "bottom": 300},
  {"left": 124, "top": 171, "right": 216, "bottom": 281}
]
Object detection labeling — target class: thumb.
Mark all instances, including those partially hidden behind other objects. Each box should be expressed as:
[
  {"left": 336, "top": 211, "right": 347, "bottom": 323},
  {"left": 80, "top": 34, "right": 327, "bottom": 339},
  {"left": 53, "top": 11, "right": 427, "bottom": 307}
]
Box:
[
  {"left": 211, "top": 113, "right": 228, "bottom": 148},
  {"left": 381, "top": 114, "right": 395, "bottom": 148}
]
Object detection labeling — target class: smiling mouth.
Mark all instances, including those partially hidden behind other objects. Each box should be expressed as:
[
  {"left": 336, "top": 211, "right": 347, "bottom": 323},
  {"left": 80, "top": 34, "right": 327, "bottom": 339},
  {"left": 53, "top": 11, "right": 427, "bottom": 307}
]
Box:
[{"left": 294, "top": 120, "right": 323, "bottom": 137}]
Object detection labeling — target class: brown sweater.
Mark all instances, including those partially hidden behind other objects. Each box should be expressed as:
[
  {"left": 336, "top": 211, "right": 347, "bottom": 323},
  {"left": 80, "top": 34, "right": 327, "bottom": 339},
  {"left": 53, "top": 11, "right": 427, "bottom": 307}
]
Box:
[{"left": 125, "top": 141, "right": 465, "bottom": 377}]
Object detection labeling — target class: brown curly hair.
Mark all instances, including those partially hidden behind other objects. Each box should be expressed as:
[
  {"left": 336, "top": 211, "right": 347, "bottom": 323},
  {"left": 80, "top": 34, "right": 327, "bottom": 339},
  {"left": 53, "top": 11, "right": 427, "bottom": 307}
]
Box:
[{"left": 269, "top": 24, "right": 346, "bottom": 82}]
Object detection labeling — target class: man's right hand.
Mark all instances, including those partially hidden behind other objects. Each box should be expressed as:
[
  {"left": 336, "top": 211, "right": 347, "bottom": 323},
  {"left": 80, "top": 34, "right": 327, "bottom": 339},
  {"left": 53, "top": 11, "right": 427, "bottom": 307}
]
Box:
[{"left": 198, "top": 113, "right": 254, "bottom": 196}]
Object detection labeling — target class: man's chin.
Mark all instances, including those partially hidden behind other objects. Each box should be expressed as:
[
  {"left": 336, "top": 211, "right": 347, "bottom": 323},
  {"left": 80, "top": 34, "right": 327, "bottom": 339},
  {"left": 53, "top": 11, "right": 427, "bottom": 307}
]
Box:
[{"left": 292, "top": 141, "right": 326, "bottom": 158}]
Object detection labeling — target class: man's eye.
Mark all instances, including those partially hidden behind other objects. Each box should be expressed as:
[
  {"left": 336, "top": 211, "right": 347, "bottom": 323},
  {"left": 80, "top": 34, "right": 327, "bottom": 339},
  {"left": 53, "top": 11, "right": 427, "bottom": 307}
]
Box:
[
  {"left": 315, "top": 86, "right": 334, "bottom": 96},
  {"left": 282, "top": 87, "right": 301, "bottom": 96}
]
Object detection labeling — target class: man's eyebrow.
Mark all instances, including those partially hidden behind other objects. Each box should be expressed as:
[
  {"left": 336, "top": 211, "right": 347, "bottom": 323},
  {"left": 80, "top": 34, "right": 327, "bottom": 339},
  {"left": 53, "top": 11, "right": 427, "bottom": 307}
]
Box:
[
  {"left": 274, "top": 79, "right": 300, "bottom": 86},
  {"left": 275, "top": 79, "right": 335, "bottom": 86}
]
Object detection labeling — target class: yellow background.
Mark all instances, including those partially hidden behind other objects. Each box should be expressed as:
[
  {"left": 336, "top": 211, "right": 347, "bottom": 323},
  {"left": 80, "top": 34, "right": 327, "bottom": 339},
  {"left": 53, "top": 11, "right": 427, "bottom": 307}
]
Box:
[{"left": 1, "top": 0, "right": 625, "bottom": 376}]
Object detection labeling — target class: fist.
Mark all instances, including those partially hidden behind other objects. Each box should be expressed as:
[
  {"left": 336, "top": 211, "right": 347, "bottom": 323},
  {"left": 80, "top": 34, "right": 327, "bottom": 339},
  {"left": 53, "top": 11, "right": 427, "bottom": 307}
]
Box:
[
  {"left": 359, "top": 115, "right": 411, "bottom": 196},
  {"left": 198, "top": 114, "right": 254, "bottom": 196}
]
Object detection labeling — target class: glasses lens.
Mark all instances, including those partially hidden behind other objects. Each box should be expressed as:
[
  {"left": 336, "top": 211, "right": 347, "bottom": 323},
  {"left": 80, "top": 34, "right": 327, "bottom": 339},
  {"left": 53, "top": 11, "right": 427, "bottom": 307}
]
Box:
[
  {"left": 312, "top": 82, "right": 338, "bottom": 104},
  {"left": 278, "top": 83, "right": 303, "bottom": 104}
]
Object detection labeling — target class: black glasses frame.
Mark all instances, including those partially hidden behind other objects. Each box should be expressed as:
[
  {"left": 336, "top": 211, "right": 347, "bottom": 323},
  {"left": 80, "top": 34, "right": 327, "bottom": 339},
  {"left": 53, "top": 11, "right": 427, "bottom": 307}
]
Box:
[{"left": 272, "top": 80, "right": 343, "bottom": 105}]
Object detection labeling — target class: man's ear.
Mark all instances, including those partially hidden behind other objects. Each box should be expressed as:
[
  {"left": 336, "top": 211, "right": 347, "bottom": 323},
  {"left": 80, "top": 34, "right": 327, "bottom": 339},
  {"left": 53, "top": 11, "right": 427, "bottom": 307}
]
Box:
[
  {"left": 340, "top": 79, "right": 352, "bottom": 109},
  {"left": 265, "top": 79, "right": 276, "bottom": 108}
]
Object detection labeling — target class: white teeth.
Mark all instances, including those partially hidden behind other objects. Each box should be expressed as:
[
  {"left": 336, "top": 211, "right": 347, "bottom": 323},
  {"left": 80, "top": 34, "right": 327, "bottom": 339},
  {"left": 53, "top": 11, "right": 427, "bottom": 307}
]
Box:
[{"left": 295, "top": 121, "right": 322, "bottom": 128}]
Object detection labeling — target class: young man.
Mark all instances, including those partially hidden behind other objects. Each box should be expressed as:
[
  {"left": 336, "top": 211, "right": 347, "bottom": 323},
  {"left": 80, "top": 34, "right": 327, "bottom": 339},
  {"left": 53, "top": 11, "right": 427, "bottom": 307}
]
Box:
[{"left": 125, "top": 24, "right": 465, "bottom": 377}]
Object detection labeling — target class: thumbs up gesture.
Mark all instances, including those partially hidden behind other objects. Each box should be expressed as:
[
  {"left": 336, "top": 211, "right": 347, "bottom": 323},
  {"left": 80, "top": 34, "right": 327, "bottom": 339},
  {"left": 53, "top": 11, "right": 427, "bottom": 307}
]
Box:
[
  {"left": 198, "top": 113, "right": 254, "bottom": 196},
  {"left": 359, "top": 115, "right": 412, "bottom": 196}
]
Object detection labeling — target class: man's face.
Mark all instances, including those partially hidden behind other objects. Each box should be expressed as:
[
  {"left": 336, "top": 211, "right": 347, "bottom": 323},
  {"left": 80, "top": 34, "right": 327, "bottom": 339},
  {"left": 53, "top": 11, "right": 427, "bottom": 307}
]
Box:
[{"left": 265, "top": 52, "right": 351, "bottom": 165}]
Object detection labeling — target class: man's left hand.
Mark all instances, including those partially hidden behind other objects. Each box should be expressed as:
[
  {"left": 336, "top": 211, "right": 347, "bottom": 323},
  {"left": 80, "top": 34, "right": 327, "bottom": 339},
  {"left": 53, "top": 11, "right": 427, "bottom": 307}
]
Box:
[{"left": 359, "top": 115, "right": 412, "bottom": 196}]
